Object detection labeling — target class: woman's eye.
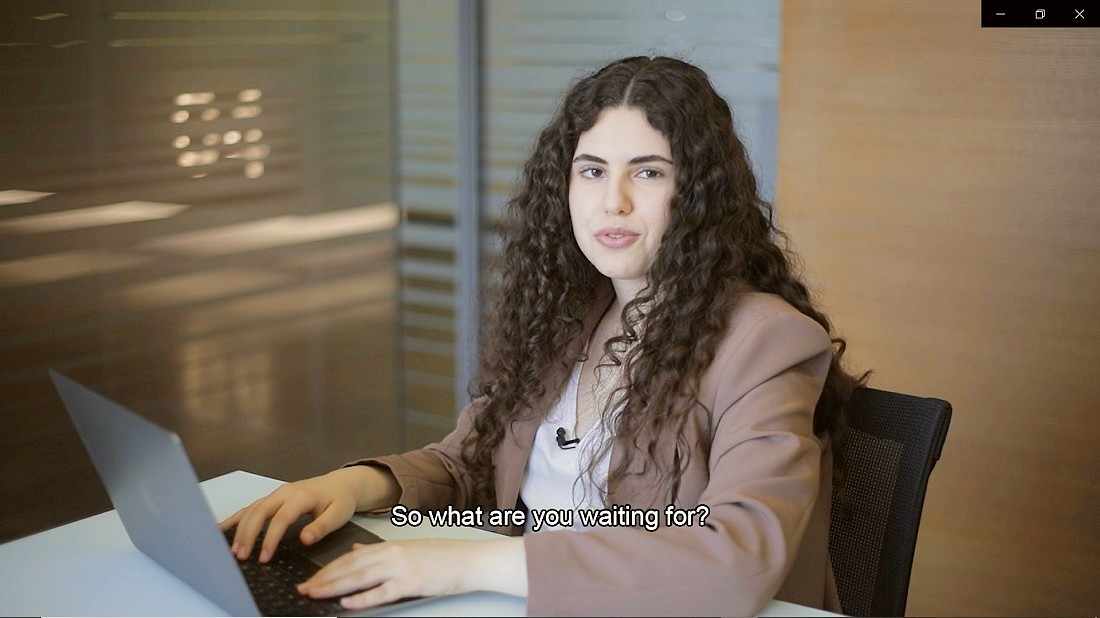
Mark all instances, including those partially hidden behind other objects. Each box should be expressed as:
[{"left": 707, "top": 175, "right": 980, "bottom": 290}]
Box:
[
  {"left": 637, "top": 168, "right": 663, "bottom": 180},
  {"left": 579, "top": 167, "right": 605, "bottom": 179}
]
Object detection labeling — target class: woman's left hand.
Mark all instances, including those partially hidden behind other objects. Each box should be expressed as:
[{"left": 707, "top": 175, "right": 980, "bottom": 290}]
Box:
[{"left": 297, "top": 536, "right": 527, "bottom": 611}]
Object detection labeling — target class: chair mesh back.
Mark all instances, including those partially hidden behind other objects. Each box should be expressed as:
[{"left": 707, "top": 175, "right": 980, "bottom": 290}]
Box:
[
  {"left": 829, "top": 429, "right": 903, "bottom": 614},
  {"left": 828, "top": 387, "right": 952, "bottom": 617}
]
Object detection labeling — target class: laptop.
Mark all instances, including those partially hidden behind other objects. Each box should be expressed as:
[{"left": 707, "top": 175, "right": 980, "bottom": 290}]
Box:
[{"left": 49, "top": 369, "right": 428, "bottom": 616}]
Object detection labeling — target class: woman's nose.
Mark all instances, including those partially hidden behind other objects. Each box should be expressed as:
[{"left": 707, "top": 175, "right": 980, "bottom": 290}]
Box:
[{"left": 603, "top": 178, "right": 633, "bottom": 215}]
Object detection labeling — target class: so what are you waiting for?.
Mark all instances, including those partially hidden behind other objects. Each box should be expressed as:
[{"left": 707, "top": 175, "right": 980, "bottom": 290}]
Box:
[{"left": 389, "top": 503, "right": 713, "bottom": 533}]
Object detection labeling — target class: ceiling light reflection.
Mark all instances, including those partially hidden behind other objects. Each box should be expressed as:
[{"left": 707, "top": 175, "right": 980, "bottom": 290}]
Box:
[
  {"left": 135, "top": 202, "right": 398, "bottom": 257},
  {"left": 0, "top": 250, "right": 151, "bottom": 287},
  {"left": 179, "top": 272, "right": 395, "bottom": 337},
  {"left": 180, "top": 348, "right": 274, "bottom": 424},
  {"left": 223, "top": 130, "right": 241, "bottom": 145},
  {"left": 238, "top": 89, "right": 262, "bottom": 102},
  {"left": 172, "top": 135, "right": 191, "bottom": 148},
  {"left": 177, "top": 150, "right": 219, "bottom": 167},
  {"left": 107, "top": 33, "right": 348, "bottom": 47},
  {"left": 244, "top": 162, "right": 264, "bottom": 179},
  {"left": 171, "top": 110, "right": 189, "bottom": 123},
  {"left": 244, "top": 129, "right": 263, "bottom": 142},
  {"left": 231, "top": 105, "right": 262, "bottom": 119},
  {"left": 0, "top": 189, "right": 54, "bottom": 206},
  {"left": 200, "top": 108, "right": 220, "bottom": 121},
  {"left": 226, "top": 144, "right": 270, "bottom": 161},
  {"left": 174, "top": 92, "right": 215, "bottom": 106},
  {"left": 118, "top": 267, "right": 289, "bottom": 310},
  {"left": 279, "top": 240, "right": 393, "bottom": 271},
  {"left": 0, "top": 201, "right": 189, "bottom": 234}
]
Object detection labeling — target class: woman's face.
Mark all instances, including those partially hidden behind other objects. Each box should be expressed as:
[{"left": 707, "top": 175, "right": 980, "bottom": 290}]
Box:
[{"left": 568, "top": 106, "right": 675, "bottom": 301}]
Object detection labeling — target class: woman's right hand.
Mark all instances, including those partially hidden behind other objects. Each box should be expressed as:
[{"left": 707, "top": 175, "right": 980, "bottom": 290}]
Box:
[{"left": 218, "top": 465, "right": 399, "bottom": 563}]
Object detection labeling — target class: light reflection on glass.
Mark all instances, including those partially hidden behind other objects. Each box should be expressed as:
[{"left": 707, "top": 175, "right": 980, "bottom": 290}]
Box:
[
  {"left": 244, "top": 161, "right": 264, "bottom": 179},
  {"left": 0, "top": 189, "right": 54, "bottom": 205},
  {"left": 223, "top": 130, "right": 242, "bottom": 145},
  {"left": 174, "top": 92, "right": 215, "bottom": 106},
  {"left": 0, "top": 250, "right": 152, "bottom": 287},
  {"left": 230, "top": 351, "right": 275, "bottom": 424},
  {"left": 172, "top": 135, "right": 191, "bottom": 148},
  {"left": 238, "top": 89, "right": 262, "bottom": 102},
  {"left": 244, "top": 129, "right": 263, "bottom": 143},
  {"left": 171, "top": 110, "right": 189, "bottom": 123},
  {"left": 0, "top": 201, "right": 189, "bottom": 233},
  {"left": 227, "top": 144, "right": 270, "bottom": 161},
  {"left": 231, "top": 105, "right": 262, "bottom": 119},
  {"left": 279, "top": 240, "right": 392, "bottom": 271},
  {"left": 134, "top": 203, "right": 398, "bottom": 256},
  {"left": 179, "top": 345, "right": 272, "bottom": 425},
  {"left": 118, "top": 267, "right": 289, "bottom": 310},
  {"left": 177, "top": 150, "right": 219, "bottom": 167},
  {"left": 181, "top": 355, "right": 231, "bottom": 422},
  {"left": 179, "top": 272, "right": 396, "bottom": 337},
  {"left": 200, "top": 108, "right": 220, "bottom": 121},
  {"left": 202, "top": 132, "right": 220, "bottom": 146}
]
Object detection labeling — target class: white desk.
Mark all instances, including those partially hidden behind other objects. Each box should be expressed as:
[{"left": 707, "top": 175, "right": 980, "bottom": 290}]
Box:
[{"left": 0, "top": 470, "right": 838, "bottom": 617}]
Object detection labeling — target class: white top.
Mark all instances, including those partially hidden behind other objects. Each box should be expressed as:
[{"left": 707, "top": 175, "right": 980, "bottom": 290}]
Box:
[{"left": 520, "top": 362, "right": 613, "bottom": 533}]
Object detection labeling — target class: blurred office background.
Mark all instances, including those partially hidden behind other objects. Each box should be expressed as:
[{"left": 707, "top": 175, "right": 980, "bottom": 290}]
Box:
[
  {"left": 0, "top": 0, "right": 779, "bottom": 546},
  {"left": 1, "top": 1, "right": 1096, "bottom": 616}
]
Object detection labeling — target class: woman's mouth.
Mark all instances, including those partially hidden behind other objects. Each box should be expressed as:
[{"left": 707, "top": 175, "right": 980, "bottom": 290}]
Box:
[{"left": 595, "top": 228, "right": 639, "bottom": 248}]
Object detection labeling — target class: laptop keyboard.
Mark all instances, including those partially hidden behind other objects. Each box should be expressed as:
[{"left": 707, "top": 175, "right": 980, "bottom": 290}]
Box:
[{"left": 225, "top": 529, "right": 346, "bottom": 617}]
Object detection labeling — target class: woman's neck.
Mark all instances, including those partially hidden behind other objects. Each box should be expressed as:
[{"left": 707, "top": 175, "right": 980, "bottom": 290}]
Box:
[{"left": 610, "top": 278, "right": 646, "bottom": 307}]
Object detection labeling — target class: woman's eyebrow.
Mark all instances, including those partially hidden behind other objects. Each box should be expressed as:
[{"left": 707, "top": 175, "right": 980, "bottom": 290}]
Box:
[
  {"left": 572, "top": 154, "right": 607, "bottom": 164},
  {"left": 572, "top": 153, "right": 674, "bottom": 165},
  {"left": 629, "top": 154, "right": 674, "bottom": 165}
]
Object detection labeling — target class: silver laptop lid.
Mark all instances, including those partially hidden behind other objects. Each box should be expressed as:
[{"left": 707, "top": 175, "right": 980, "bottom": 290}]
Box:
[{"left": 49, "top": 370, "right": 260, "bottom": 616}]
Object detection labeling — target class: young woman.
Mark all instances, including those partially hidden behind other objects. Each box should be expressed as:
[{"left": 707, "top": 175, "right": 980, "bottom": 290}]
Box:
[{"left": 222, "top": 56, "right": 865, "bottom": 616}]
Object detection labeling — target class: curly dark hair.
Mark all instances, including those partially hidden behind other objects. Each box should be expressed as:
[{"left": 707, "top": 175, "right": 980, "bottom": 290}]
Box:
[{"left": 462, "top": 56, "right": 868, "bottom": 508}]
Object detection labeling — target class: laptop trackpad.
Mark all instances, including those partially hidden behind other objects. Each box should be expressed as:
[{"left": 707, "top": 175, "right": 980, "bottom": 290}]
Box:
[{"left": 282, "top": 516, "right": 385, "bottom": 566}]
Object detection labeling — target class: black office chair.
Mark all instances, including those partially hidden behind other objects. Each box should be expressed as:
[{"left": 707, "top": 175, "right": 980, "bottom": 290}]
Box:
[{"left": 828, "top": 387, "right": 952, "bottom": 617}]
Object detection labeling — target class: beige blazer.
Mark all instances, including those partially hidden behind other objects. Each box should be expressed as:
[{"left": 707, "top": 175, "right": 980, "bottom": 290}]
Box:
[{"left": 354, "top": 288, "right": 841, "bottom": 616}]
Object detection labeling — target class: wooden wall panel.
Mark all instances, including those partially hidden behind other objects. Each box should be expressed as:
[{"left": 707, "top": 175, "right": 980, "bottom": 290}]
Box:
[{"left": 778, "top": 2, "right": 1099, "bottom": 615}]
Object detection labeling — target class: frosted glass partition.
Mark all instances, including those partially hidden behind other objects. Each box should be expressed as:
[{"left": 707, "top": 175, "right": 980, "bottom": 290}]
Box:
[{"left": 0, "top": 0, "right": 401, "bottom": 542}]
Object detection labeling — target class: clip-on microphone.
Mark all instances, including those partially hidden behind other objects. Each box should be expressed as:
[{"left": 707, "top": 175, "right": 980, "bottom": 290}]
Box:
[{"left": 556, "top": 427, "right": 580, "bottom": 450}]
